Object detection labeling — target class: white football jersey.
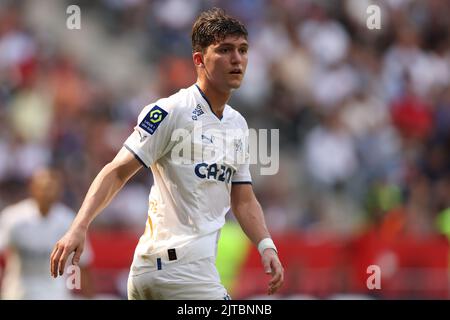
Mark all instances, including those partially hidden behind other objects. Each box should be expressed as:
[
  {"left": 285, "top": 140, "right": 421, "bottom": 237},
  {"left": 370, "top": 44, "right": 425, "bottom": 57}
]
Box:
[
  {"left": 0, "top": 199, "right": 92, "bottom": 299},
  {"left": 124, "top": 84, "right": 251, "bottom": 274}
]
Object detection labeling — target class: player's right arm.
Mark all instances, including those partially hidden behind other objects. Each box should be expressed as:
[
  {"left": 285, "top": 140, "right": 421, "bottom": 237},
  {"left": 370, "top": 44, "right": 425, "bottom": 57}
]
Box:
[{"left": 50, "top": 147, "right": 142, "bottom": 278}]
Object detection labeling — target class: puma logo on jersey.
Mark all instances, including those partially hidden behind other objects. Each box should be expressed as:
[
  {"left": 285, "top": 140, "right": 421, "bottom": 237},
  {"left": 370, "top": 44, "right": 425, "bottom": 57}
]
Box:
[
  {"left": 138, "top": 130, "right": 148, "bottom": 142},
  {"left": 194, "top": 162, "right": 234, "bottom": 183},
  {"left": 201, "top": 134, "right": 214, "bottom": 144}
]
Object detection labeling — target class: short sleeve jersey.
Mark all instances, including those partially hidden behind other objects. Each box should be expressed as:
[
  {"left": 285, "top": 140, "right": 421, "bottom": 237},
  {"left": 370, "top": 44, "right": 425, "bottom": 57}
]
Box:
[
  {"left": 0, "top": 199, "right": 93, "bottom": 299},
  {"left": 124, "top": 84, "right": 251, "bottom": 259}
]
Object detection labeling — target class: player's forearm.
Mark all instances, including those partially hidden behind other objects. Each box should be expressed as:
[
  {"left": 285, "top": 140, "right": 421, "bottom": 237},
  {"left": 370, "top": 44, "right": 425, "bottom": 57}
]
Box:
[
  {"left": 71, "top": 148, "right": 142, "bottom": 231},
  {"left": 71, "top": 163, "right": 129, "bottom": 231},
  {"left": 233, "top": 198, "right": 271, "bottom": 247}
]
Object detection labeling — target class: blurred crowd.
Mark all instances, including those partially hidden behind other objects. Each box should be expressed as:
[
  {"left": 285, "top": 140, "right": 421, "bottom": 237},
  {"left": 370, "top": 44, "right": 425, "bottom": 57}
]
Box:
[{"left": 0, "top": 0, "right": 449, "bottom": 237}]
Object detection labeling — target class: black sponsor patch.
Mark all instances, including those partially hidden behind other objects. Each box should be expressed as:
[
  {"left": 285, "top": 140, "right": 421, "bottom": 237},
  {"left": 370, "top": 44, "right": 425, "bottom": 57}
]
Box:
[{"left": 168, "top": 248, "right": 177, "bottom": 261}]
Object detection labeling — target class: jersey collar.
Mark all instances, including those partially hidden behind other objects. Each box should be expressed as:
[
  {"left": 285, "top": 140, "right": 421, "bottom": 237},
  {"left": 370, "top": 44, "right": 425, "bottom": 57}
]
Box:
[{"left": 194, "top": 84, "right": 226, "bottom": 121}]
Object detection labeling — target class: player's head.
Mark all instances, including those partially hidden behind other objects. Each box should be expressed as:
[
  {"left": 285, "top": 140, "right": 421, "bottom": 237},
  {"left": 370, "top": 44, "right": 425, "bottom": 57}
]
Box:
[
  {"left": 29, "top": 168, "right": 62, "bottom": 210},
  {"left": 191, "top": 7, "right": 248, "bottom": 92}
]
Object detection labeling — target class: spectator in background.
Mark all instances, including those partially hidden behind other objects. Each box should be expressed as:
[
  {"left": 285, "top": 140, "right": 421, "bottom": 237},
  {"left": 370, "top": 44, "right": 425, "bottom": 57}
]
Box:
[
  {"left": 0, "top": 168, "right": 94, "bottom": 299},
  {"left": 390, "top": 74, "right": 434, "bottom": 142},
  {"left": 302, "top": 109, "right": 364, "bottom": 234},
  {"left": 304, "top": 110, "right": 358, "bottom": 190}
]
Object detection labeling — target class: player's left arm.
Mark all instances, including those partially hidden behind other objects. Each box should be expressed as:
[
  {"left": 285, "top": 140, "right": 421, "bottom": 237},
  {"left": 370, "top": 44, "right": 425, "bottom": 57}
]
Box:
[{"left": 231, "top": 183, "right": 284, "bottom": 295}]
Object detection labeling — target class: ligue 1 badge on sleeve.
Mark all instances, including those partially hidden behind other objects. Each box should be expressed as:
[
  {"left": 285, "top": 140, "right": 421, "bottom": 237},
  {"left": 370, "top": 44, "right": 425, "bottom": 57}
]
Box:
[{"left": 139, "top": 105, "right": 168, "bottom": 135}]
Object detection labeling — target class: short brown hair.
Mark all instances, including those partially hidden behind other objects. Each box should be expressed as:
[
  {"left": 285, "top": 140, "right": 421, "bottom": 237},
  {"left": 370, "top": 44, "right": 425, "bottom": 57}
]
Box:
[{"left": 191, "top": 7, "right": 248, "bottom": 53}]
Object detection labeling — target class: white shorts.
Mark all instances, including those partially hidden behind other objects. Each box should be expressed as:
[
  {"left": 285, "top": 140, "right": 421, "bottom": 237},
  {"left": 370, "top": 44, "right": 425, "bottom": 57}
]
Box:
[{"left": 127, "top": 256, "right": 230, "bottom": 300}]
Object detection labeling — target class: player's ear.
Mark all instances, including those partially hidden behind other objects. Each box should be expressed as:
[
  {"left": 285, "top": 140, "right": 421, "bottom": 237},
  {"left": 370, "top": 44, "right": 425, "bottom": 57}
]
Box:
[{"left": 193, "top": 52, "right": 204, "bottom": 68}]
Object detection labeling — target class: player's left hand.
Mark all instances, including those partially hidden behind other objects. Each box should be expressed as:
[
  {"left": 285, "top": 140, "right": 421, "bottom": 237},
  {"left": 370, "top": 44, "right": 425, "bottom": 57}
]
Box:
[{"left": 261, "top": 249, "right": 284, "bottom": 295}]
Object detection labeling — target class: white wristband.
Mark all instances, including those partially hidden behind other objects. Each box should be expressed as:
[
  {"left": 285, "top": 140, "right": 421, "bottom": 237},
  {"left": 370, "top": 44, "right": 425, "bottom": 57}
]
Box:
[{"left": 257, "top": 238, "right": 277, "bottom": 256}]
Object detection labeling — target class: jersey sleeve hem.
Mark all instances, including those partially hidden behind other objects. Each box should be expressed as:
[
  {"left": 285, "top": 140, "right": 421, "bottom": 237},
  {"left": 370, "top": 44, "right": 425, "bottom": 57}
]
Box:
[
  {"left": 231, "top": 181, "right": 252, "bottom": 185},
  {"left": 124, "top": 144, "right": 150, "bottom": 168}
]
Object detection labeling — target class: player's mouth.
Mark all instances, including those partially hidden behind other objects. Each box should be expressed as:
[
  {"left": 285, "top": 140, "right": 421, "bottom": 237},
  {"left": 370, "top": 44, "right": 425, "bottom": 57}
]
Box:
[{"left": 229, "top": 69, "right": 243, "bottom": 75}]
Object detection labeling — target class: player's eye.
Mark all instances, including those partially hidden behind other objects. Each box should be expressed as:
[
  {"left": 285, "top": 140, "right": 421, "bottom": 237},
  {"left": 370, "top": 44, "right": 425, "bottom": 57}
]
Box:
[
  {"left": 239, "top": 48, "right": 248, "bottom": 54},
  {"left": 219, "top": 48, "right": 229, "bottom": 54}
]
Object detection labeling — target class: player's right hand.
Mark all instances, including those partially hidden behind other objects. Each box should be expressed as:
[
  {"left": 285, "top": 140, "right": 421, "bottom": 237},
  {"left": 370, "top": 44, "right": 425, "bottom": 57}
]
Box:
[
  {"left": 50, "top": 226, "right": 87, "bottom": 278},
  {"left": 261, "top": 248, "right": 284, "bottom": 295}
]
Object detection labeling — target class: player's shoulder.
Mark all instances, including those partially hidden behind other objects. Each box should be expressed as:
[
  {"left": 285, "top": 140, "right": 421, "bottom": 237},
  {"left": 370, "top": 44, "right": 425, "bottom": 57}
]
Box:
[
  {"left": 0, "top": 199, "right": 36, "bottom": 225},
  {"left": 140, "top": 86, "right": 196, "bottom": 117},
  {"left": 1, "top": 198, "right": 34, "bottom": 215}
]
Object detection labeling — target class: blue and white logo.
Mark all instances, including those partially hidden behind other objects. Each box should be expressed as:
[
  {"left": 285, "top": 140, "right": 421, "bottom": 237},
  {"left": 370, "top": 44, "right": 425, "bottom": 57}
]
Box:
[
  {"left": 139, "top": 105, "right": 168, "bottom": 135},
  {"left": 192, "top": 104, "right": 205, "bottom": 120}
]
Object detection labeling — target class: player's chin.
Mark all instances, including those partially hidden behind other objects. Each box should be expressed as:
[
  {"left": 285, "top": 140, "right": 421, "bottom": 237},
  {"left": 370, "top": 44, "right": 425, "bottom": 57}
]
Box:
[{"left": 228, "top": 79, "right": 243, "bottom": 89}]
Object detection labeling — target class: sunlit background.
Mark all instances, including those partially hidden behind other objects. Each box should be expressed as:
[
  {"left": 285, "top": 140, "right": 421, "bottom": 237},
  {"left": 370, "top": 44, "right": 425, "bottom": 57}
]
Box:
[{"left": 0, "top": 0, "right": 449, "bottom": 299}]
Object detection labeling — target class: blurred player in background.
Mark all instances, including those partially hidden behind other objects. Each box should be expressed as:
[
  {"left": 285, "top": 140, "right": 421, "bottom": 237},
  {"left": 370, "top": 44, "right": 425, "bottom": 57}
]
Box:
[
  {"left": 0, "top": 168, "right": 94, "bottom": 299},
  {"left": 50, "top": 7, "right": 284, "bottom": 300}
]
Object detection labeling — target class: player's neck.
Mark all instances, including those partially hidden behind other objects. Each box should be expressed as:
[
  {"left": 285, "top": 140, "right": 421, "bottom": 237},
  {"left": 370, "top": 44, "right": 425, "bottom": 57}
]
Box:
[
  {"left": 36, "top": 200, "right": 52, "bottom": 217},
  {"left": 195, "top": 81, "right": 230, "bottom": 119}
]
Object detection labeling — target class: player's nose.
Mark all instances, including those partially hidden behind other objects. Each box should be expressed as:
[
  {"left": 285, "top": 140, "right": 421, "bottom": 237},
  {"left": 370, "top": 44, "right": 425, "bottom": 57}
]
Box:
[{"left": 230, "top": 49, "right": 243, "bottom": 64}]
